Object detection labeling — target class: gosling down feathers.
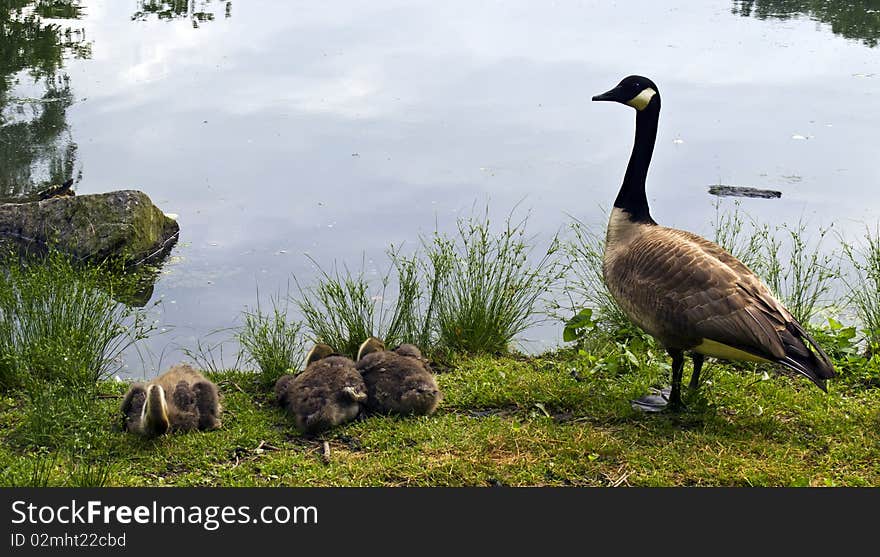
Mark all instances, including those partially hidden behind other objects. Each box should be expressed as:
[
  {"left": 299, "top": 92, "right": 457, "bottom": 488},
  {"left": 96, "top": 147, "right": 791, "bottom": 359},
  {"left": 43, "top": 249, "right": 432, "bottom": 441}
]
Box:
[
  {"left": 356, "top": 337, "right": 442, "bottom": 416},
  {"left": 592, "top": 75, "right": 835, "bottom": 411},
  {"left": 121, "top": 363, "right": 222, "bottom": 437},
  {"left": 274, "top": 343, "right": 368, "bottom": 434}
]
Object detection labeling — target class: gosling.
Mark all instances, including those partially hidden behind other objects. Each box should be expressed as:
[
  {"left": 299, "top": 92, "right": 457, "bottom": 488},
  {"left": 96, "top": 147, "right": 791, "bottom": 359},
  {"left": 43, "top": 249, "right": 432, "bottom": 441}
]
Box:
[
  {"left": 274, "top": 343, "right": 368, "bottom": 435},
  {"left": 121, "top": 363, "right": 222, "bottom": 438},
  {"left": 356, "top": 337, "right": 442, "bottom": 416}
]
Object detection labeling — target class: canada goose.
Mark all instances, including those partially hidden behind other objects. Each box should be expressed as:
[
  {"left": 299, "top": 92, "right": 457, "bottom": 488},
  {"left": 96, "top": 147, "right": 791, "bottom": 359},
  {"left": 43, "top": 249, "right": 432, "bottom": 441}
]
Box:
[
  {"left": 274, "top": 343, "right": 367, "bottom": 434},
  {"left": 356, "top": 337, "right": 442, "bottom": 416},
  {"left": 592, "top": 75, "right": 835, "bottom": 411},
  {"left": 121, "top": 363, "right": 222, "bottom": 437}
]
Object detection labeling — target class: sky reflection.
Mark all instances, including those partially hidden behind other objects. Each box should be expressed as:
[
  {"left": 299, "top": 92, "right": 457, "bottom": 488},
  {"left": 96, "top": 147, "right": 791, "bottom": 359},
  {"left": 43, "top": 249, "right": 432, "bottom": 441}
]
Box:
[{"left": 5, "top": 0, "right": 877, "bottom": 375}]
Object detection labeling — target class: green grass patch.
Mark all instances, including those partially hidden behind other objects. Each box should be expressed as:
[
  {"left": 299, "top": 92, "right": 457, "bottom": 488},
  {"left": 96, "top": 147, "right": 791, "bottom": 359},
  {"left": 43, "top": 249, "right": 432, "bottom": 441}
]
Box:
[
  {"left": 840, "top": 224, "right": 880, "bottom": 345},
  {"left": 1, "top": 350, "right": 877, "bottom": 487},
  {"left": 293, "top": 249, "right": 427, "bottom": 358},
  {"left": 0, "top": 251, "right": 156, "bottom": 388},
  {"left": 238, "top": 289, "right": 306, "bottom": 385},
  {"left": 291, "top": 205, "right": 561, "bottom": 358},
  {"left": 428, "top": 206, "right": 562, "bottom": 354}
]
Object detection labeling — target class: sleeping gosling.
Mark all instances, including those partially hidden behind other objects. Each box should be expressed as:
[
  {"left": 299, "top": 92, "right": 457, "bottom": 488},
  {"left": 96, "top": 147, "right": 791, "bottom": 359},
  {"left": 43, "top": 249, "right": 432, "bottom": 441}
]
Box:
[
  {"left": 121, "top": 363, "right": 222, "bottom": 438},
  {"left": 356, "top": 337, "right": 442, "bottom": 416},
  {"left": 274, "top": 343, "right": 368, "bottom": 435}
]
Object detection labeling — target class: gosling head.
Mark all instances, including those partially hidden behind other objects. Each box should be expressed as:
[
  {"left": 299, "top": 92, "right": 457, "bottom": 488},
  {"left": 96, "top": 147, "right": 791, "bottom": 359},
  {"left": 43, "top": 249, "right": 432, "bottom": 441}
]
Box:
[
  {"left": 142, "top": 384, "right": 170, "bottom": 437},
  {"left": 592, "top": 75, "right": 659, "bottom": 112},
  {"left": 305, "top": 343, "right": 336, "bottom": 366},
  {"left": 400, "top": 378, "right": 442, "bottom": 416},
  {"left": 393, "top": 344, "right": 423, "bottom": 359},
  {"left": 357, "top": 337, "right": 386, "bottom": 361}
]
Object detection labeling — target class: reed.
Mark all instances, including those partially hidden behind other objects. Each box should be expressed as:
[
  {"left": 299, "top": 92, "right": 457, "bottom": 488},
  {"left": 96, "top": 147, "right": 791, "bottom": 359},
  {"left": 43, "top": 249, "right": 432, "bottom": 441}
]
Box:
[
  {"left": 427, "top": 207, "right": 562, "bottom": 354},
  {"left": 840, "top": 224, "right": 880, "bottom": 344},
  {"left": 0, "top": 251, "right": 155, "bottom": 388},
  {"left": 293, "top": 251, "right": 425, "bottom": 358},
  {"left": 238, "top": 288, "right": 306, "bottom": 383}
]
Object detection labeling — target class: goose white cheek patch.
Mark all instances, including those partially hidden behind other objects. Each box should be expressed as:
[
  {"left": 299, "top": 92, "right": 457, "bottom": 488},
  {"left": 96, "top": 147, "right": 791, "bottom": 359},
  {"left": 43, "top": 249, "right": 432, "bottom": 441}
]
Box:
[{"left": 626, "top": 87, "right": 657, "bottom": 110}]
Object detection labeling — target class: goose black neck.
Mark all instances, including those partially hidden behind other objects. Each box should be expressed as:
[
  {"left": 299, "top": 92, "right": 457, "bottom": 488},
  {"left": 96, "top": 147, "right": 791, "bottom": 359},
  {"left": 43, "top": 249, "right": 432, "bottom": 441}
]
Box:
[{"left": 614, "top": 98, "right": 659, "bottom": 224}]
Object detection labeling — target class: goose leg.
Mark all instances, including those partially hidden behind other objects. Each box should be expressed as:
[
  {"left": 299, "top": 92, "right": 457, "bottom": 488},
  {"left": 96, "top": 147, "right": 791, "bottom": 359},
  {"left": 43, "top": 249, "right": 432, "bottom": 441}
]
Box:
[
  {"left": 630, "top": 348, "right": 685, "bottom": 413},
  {"left": 667, "top": 349, "right": 685, "bottom": 411},
  {"left": 689, "top": 353, "right": 704, "bottom": 392}
]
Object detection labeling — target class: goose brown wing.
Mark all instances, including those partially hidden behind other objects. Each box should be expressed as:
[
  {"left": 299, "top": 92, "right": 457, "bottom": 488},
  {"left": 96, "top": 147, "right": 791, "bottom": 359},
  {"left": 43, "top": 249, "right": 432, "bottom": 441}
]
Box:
[
  {"left": 614, "top": 227, "right": 834, "bottom": 388},
  {"left": 669, "top": 228, "right": 794, "bottom": 354},
  {"left": 667, "top": 228, "right": 762, "bottom": 279},
  {"left": 617, "top": 227, "right": 788, "bottom": 358}
]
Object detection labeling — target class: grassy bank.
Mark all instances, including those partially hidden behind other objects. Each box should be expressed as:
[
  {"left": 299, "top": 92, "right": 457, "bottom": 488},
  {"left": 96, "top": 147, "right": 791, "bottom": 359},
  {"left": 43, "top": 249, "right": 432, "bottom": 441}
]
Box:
[
  {"left": 1, "top": 349, "right": 878, "bottom": 487},
  {"left": 2, "top": 205, "right": 880, "bottom": 487}
]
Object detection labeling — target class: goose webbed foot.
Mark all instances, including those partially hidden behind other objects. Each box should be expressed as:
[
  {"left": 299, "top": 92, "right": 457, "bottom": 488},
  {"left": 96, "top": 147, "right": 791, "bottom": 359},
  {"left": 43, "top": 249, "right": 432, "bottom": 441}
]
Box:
[
  {"left": 630, "top": 385, "right": 690, "bottom": 413},
  {"left": 630, "top": 386, "right": 675, "bottom": 413},
  {"left": 630, "top": 349, "right": 689, "bottom": 413}
]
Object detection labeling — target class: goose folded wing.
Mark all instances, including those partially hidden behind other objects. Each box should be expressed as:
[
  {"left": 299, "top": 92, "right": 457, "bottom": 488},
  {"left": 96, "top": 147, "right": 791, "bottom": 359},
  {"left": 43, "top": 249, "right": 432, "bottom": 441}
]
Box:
[{"left": 627, "top": 231, "right": 790, "bottom": 358}]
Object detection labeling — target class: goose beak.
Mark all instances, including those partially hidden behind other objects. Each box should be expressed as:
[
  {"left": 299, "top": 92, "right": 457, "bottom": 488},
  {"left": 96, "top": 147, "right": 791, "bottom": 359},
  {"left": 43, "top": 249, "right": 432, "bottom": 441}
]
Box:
[{"left": 592, "top": 86, "right": 623, "bottom": 102}]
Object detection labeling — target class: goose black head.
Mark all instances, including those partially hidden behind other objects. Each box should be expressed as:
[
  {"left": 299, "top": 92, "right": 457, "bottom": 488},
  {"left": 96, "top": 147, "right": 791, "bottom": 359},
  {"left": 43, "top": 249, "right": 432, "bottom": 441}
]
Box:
[{"left": 592, "top": 75, "right": 659, "bottom": 111}]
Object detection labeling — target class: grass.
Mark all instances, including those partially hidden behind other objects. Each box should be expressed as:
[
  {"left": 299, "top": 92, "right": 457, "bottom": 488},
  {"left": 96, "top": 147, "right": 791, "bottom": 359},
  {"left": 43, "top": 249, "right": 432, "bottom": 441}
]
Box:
[
  {"left": 0, "top": 251, "right": 156, "bottom": 388},
  {"left": 0, "top": 379, "right": 121, "bottom": 486},
  {"left": 755, "top": 219, "right": 838, "bottom": 326},
  {"left": 2, "top": 207, "right": 880, "bottom": 486},
  {"left": 178, "top": 328, "right": 243, "bottom": 375},
  {"left": 12, "top": 382, "right": 104, "bottom": 450},
  {"left": 292, "top": 251, "right": 425, "bottom": 358},
  {"left": 427, "top": 206, "right": 562, "bottom": 354},
  {"left": 840, "top": 224, "right": 880, "bottom": 346},
  {"left": 0, "top": 350, "right": 877, "bottom": 486},
  {"left": 238, "top": 289, "right": 306, "bottom": 384},
  {"left": 292, "top": 206, "right": 561, "bottom": 357},
  {"left": 711, "top": 199, "right": 766, "bottom": 272}
]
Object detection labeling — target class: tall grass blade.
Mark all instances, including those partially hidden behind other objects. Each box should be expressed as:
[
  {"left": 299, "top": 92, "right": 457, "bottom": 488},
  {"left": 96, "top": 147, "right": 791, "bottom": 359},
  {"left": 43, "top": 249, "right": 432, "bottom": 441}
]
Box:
[
  {"left": 840, "top": 223, "right": 880, "bottom": 343},
  {"left": 428, "top": 206, "right": 562, "bottom": 354},
  {"left": 238, "top": 287, "right": 306, "bottom": 383}
]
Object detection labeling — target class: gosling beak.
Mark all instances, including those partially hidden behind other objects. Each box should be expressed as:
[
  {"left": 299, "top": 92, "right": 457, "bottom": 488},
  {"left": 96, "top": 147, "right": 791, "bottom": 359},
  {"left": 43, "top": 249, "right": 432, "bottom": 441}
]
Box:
[{"left": 342, "top": 386, "right": 367, "bottom": 402}]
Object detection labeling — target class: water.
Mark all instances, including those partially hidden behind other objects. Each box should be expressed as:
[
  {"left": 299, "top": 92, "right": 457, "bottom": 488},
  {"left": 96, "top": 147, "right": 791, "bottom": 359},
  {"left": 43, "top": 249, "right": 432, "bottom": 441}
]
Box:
[{"left": 2, "top": 1, "right": 879, "bottom": 377}]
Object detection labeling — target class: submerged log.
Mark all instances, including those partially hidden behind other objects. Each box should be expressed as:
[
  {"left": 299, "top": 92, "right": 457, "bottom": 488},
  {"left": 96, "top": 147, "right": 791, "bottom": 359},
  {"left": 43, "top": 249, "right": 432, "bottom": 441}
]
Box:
[
  {"left": 707, "top": 185, "right": 783, "bottom": 199},
  {"left": 0, "top": 190, "right": 179, "bottom": 266}
]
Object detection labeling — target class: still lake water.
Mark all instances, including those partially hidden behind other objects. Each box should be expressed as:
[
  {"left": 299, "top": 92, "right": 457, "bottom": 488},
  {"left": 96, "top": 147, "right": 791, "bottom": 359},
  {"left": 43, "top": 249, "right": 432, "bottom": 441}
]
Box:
[{"left": 2, "top": 1, "right": 879, "bottom": 377}]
